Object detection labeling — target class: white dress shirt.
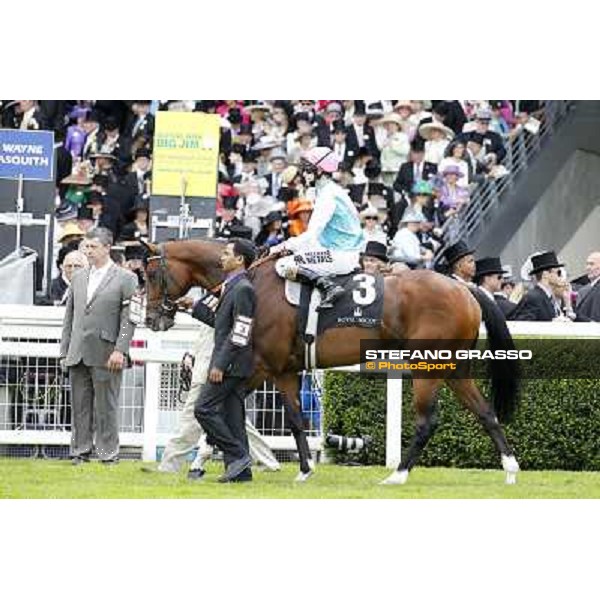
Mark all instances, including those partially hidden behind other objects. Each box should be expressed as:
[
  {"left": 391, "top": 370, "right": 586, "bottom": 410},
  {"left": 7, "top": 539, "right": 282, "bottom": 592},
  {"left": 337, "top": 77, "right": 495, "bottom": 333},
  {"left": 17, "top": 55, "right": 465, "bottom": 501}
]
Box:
[{"left": 87, "top": 261, "right": 113, "bottom": 304}]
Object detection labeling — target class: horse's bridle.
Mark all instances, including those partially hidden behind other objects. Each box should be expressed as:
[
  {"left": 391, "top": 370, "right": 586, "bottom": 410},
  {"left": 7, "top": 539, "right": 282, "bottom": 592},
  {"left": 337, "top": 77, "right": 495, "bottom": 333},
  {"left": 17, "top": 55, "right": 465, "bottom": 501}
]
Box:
[{"left": 146, "top": 246, "right": 180, "bottom": 319}]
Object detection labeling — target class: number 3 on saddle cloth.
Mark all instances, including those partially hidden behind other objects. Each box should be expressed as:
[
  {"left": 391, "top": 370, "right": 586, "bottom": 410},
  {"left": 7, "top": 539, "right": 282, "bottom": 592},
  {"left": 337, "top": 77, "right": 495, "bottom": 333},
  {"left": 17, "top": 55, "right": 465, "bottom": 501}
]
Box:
[{"left": 284, "top": 272, "right": 385, "bottom": 365}]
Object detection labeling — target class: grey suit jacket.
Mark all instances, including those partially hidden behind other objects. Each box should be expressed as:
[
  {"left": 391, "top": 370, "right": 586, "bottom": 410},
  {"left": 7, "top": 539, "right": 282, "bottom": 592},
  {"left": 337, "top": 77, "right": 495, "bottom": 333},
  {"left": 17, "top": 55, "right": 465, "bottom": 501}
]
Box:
[
  {"left": 575, "top": 281, "right": 600, "bottom": 322},
  {"left": 60, "top": 263, "right": 138, "bottom": 367}
]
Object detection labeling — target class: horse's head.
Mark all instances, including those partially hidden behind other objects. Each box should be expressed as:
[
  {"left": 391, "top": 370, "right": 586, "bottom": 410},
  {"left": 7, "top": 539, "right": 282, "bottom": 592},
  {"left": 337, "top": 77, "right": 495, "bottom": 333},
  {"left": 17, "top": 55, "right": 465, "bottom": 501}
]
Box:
[
  {"left": 141, "top": 238, "right": 225, "bottom": 332},
  {"left": 142, "top": 241, "right": 188, "bottom": 332}
]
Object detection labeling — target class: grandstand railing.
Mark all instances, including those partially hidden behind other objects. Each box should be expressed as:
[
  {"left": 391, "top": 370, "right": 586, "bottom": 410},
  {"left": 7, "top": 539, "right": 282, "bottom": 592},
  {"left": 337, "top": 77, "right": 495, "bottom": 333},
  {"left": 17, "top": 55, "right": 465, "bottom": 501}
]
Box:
[{"left": 438, "top": 100, "right": 574, "bottom": 254}]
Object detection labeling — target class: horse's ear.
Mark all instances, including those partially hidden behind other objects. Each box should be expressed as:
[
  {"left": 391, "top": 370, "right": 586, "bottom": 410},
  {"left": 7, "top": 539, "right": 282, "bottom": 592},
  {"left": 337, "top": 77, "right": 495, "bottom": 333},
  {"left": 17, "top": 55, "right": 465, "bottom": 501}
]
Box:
[{"left": 140, "top": 239, "right": 159, "bottom": 256}]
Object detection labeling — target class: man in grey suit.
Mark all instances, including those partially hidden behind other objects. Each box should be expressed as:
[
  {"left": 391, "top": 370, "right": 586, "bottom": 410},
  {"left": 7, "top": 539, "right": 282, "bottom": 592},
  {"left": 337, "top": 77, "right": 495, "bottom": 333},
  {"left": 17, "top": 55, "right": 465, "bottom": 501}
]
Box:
[
  {"left": 60, "top": 227, "right": 138, "bottom": 465},
  {"left": 575, "top": 251, "right": 600, "bottom": 322}
]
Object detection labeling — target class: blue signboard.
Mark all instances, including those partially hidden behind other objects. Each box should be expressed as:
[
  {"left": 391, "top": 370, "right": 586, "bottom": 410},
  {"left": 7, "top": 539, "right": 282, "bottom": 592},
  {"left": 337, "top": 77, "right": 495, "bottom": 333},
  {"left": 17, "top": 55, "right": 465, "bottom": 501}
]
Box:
[{"left": 0, "top": 129, "right": 55, "bottom": 182}]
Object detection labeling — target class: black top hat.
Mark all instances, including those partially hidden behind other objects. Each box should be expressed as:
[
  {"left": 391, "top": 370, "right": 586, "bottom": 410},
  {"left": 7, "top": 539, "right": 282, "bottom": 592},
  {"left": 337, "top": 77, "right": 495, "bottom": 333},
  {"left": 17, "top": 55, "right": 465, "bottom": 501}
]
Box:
[
  {"left": 469, "top": 132, "right": 485, "bottom": 146},
  {"left": 125, "top": 244, "right": 147, "bottom": 261},
  {"left": 104, "top": 116, "right": 119, "bottom": 131},
  {"left": 77, "top": 205, "right": 94, "bottom": 221},
  {"left": 367, "top": 182, "right": 388, "bottom": 198},
  {"left": 196, "top": 100, "right": 217, "bottom": 112},
  {"left": 262, "top": 211, "right": 283, "bottom": 227},
  {"left": 228, "top": 108, "right": 242, "bottom": 124},
  {"left": 570, "top": 273, "right": 590, "bottom": 288},
  {"left": 243, "top": 149, "right": 259, "bottom": 163},
  {"left": 361, "top": 241, "right": 388, "bottom": 262},
  {"left": 443, "top": 240, "right": 474, "bottom": 266},
  {"left": 238, "top": 123, "right": 253, "bottom": 136},
  {"left": 410, "top": 138, "right": 426, "bottom": 153},
  {"left": 87, "top": 190, "right": 105, "bottom": 205},
  {"left": 364, "top": 158, "right": 381, "bottom": 179},
  {"left": 529, "top": 251, "right": 564, "bottom": 275},
  {"left": 354, "top": 100, "right": 366, "bottom": 115},
  {"left": 231, "top": 143, "right": 246, "bottom": 156},
  {"left": 222, "top": 196, "right": 238, "bottom": 210},
  {"left": 85, "top": 110, "right": 102, "bottom": 123},
  {"left": 228, "top": 224, "right": 254, "bottom": 240},
  {"left": 332, "top": 120, "right": 346, "bottom": 134},
  {"left": 134, "top": 147, "right": 151, "bottom": 160},
  {"left": 475, "top": 257, "right": 507, "bottom": 278}
]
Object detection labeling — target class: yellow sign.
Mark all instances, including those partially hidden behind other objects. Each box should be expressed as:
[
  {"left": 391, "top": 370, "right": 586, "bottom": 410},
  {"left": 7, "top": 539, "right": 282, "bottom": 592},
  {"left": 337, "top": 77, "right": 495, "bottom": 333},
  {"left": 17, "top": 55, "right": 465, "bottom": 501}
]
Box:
[{"left": 152, "top": 112, "right": 220, "bottom": 197}]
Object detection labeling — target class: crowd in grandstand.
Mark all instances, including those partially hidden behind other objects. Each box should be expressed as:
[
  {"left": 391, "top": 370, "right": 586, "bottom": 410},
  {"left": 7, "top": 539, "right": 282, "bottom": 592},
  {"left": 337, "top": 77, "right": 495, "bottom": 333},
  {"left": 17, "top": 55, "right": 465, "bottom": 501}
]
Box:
[{"left": 4, "top": 99, "right": 598, "bottom": 323}]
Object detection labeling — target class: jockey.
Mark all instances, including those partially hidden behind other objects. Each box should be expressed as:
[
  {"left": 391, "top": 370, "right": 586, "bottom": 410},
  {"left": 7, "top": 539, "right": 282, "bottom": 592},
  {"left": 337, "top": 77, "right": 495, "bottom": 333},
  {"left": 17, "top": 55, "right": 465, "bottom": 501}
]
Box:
[{"left": 269, "top": 147, "right": 365, "bottom": 309}]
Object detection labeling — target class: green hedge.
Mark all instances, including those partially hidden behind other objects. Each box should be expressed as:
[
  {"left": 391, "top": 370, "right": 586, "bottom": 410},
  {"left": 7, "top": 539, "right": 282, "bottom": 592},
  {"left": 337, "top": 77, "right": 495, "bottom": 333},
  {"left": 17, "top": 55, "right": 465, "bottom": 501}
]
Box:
[{"left": 322, "top": 373, "right": 600, "bottom": 471}]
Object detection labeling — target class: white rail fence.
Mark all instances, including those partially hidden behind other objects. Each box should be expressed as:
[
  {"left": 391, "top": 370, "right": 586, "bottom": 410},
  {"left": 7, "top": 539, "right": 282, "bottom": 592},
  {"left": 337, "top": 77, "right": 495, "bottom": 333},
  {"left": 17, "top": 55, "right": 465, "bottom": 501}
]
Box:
[{"left": 1, "top": 305, "right": 599, "bottom": 467}]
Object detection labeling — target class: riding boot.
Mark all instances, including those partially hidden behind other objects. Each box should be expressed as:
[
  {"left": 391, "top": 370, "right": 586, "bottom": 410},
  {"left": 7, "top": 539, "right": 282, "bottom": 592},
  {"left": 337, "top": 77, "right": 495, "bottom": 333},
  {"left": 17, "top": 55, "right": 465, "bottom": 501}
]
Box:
[{"left": 295, "top": 266, "right": 344, "bottom": 310}]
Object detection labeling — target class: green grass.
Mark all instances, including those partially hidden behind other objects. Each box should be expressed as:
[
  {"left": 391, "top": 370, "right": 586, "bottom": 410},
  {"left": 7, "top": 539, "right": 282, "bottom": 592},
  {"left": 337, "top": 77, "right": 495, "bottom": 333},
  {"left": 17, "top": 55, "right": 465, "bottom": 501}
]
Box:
[{"left": 1, "top": 459, "right": 599, "bottom": 498}]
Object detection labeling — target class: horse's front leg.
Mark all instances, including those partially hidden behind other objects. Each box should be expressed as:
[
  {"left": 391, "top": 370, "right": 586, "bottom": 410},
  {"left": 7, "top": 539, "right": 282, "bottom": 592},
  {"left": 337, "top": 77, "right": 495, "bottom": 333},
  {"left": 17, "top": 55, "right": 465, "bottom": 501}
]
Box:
[{"left": 275, "top": 372, "right": 314, "bottom": 481}]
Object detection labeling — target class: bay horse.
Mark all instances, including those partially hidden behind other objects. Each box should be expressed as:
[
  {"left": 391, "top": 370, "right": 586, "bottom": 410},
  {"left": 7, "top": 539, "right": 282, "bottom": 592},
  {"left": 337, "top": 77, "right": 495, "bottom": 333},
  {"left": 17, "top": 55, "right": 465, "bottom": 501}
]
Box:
[{"left": 142, "top": 238, "right": 521, "bottom": 484}]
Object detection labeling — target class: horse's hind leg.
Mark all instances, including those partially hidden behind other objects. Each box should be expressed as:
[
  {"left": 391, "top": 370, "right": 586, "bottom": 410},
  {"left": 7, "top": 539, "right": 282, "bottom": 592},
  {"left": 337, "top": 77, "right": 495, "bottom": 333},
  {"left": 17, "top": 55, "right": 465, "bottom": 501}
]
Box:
[
  {"left": 275, "top": 372, "right": 314, "bottom": 481},
  {"left": 381, "top": 378, "right": 441, "bottom": 485},
  {"left": 446, "top": 378, "right": 519, "bottom": 484}
]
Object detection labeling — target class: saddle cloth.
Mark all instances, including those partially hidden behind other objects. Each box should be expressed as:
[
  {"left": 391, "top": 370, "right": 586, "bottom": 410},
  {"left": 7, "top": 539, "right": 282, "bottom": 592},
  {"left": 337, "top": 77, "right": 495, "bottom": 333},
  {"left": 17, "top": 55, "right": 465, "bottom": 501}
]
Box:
[{"left": 285, "top": 271, "right": 384, "bottom": 339}]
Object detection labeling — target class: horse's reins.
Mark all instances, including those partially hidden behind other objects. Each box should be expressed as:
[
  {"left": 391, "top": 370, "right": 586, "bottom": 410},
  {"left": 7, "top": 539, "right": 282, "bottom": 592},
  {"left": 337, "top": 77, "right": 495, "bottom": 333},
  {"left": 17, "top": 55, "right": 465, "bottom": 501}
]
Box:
[{"left": 147, "top": 243, "right": 287, "bottom": 313}]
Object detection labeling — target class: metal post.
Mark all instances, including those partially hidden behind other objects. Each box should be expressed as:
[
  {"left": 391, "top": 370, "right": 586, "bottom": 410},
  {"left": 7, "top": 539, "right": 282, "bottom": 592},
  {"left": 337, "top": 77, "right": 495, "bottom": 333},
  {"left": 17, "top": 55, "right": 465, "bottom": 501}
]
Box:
[
  {"left": 42, "top": 214, "right": 51, "bottom": 297},
  {"left": 179, "top": 174, "right": 190, "bottom": 239},
  {"left": 15, "top": 174, "right": 24, "bottom": 252},
  {"left": 385, "top": 376, "right": 403, "bottom": 468}
]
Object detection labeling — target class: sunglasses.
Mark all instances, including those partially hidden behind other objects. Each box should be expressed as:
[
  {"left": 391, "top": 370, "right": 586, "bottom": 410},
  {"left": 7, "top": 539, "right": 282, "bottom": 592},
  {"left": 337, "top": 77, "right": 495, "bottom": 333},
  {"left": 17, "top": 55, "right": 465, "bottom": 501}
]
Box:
[{"left": 364, "top": 216, "right": 378, "bottom": 221}]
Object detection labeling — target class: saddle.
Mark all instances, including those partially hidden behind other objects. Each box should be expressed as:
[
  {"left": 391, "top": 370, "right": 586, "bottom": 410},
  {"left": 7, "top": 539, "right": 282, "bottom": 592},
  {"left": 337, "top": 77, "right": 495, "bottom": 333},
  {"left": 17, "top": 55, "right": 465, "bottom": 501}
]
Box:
[{"left": 284, "top": 271, "right": 384, "bottom": 369}]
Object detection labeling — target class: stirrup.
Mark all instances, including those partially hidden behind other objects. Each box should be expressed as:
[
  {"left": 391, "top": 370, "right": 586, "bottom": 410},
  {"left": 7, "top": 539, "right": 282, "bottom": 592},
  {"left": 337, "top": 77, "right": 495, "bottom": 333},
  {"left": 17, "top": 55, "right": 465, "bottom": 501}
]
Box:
[{"left": 317, "top": 284, "right": 344, "bottom": 309}]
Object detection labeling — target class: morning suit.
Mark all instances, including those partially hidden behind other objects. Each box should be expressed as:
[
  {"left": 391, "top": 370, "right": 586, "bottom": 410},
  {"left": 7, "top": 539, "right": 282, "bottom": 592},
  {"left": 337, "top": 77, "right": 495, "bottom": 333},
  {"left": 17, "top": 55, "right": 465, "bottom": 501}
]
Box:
[{"left": 510, "top": 285, "right": 559, "bottom": 321}]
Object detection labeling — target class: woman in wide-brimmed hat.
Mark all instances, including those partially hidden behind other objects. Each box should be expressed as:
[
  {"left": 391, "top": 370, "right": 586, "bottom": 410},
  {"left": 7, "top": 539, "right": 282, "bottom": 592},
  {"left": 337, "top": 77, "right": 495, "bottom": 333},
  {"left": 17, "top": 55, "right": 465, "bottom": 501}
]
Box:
[
  {"left": 393, "top": 101, "right": 417, "bottom": 140},
  {"left": 436, "top": 164, "right": 470, "bottom": 219},
  {"left": 418, "top": 121, "right": 455, "bottom": 165},
  {"left": 359, "top": 205, "right": 388, "bottom": 247},
  {"left": 377, "top": 113, "right": 410, "bottom": 187},
  {"left": 246, "top": 103, "right": 272, "bottom": 140}
]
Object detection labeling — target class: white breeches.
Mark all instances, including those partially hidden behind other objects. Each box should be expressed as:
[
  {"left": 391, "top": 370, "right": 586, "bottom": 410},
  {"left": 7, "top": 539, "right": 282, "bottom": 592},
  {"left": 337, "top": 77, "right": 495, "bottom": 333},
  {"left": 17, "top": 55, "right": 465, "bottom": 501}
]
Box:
[{"left": 275, "top": 242, "right": 360, "bottom": 278}]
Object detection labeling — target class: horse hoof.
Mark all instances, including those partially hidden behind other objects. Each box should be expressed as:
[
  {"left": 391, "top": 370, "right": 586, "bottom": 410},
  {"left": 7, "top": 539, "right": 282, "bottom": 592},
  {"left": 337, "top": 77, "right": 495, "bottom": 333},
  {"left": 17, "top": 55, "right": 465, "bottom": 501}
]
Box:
[
  {"left": 295, "top": 469, "right": 314, "bottom": 483},
  {"left": 501, "top": 454, "right": 519, "bottom": 485},
  {"left": 380, "top": 470, "right": 409, "bottom": 485}
]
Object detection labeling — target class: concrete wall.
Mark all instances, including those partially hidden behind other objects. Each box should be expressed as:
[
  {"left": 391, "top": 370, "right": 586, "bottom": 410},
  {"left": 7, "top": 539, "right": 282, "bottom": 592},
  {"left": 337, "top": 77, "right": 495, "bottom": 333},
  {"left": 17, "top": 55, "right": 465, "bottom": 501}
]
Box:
[
  {"left": 559, "top": 204, "right": 600, "bottom": 276},
  {"left": 499, "top": 149, "right": 600, "bottom": 277},
  {"left": 477, "top": 102, "right": 600, "bottom": 279}
]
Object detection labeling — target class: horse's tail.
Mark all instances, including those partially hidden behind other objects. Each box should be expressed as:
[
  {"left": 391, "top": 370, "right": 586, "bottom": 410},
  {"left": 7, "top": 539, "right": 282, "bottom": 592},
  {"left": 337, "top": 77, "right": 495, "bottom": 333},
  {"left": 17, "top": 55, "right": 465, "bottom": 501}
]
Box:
[{"left": 469, "top": 287, "right": 520, "bottom": 423}]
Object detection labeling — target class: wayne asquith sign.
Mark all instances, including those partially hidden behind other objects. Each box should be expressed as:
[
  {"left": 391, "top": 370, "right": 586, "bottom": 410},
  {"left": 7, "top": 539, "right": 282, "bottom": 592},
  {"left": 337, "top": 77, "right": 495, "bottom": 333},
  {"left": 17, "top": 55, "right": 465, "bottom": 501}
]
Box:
[{"left": 0, "top": 129, "right": 55, "bottom": 181}]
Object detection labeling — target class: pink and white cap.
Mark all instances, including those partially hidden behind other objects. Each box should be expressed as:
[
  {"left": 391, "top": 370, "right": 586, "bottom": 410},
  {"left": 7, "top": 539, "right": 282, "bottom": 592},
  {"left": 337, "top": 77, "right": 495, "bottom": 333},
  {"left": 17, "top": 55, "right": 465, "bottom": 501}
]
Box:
[{"left": 301, "top": 146, "right": 341, "bottom": 174}]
